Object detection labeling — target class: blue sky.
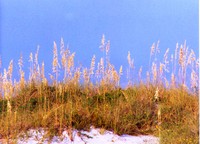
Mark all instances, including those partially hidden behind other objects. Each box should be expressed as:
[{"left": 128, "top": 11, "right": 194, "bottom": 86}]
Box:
[{"left": 0, "top": 0, "right": 199, "bottom": 83}]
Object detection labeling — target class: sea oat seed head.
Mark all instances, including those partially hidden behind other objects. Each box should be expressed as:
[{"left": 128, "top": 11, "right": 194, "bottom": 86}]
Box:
[
  {"left": 90, "top": 55, "right": 96, "bottom": 75},
  {"left": 150, "top": 43, "right": 155, "bottom": 56},
  {"left": 119, "top": 65, "right": 123, "bottom": 76},
  {"left": 179, "top": 45, "right": 184, "bottom": 66},
  {"left": 154, "top": 87, "right": 159, "bottom": 101}
]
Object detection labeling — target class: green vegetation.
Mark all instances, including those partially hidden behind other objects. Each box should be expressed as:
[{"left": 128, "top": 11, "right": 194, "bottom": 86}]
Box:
[{"left": 0, "top": 36, "right": 198, "bottom": 143}]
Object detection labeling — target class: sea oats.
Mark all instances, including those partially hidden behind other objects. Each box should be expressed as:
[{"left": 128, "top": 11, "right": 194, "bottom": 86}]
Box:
[
  {"left": 95, "top": 62, "right": 101, "bottom": 80},
  {"left": 179, "top": 45, "right": 184, "bottom": 67},
  {"left": 196, "top": 58, "right": 199, "bottom": 72},
  {"left": 52, "top": 41, "right": 59, "bottom": 73},
  {"left": 83, "top": 68, "right": 89, "bottom": 84},
  {"left": 49, "top": 74, "right": 54, "bottom": 81},
  {"left": 20, "top": 70, "right": 25, "bottom": 89},
  {"left": 155, "top": 40, "right": 160, "bottom": 54},
  {"left": 2, "top": 69, "right": 10, "bottom": 99},
  {"left": 3, "top": 69, "right": 8, "bottom": 85},
  {"left": 138, "top": 66, "right": 142, "bottom": 82},
  {"left": 41, "top": 61, "right": 47, "bottom": 85},
  {"left": 154, "top": 87, "right": 159, "bottom": 101},
  {"left": 171, "top": 73, "right": 175, "bottom": 87},
  {"left": 159, "top": 62, "right": 164, "bottom": 77},
  {"left": 164, "top": 48, "right": 169, "bottom": 65},
  {"left": 112, "top": 69, "right": 119, "bottom": 86},
  {"left": 127, "top": 51, "right": 132, "bottom": 68},
  {"left": 106, "top": 40, "right": 110, "bottom": 56},
  {"left": 60, "top": 38, "right": 68, "bottom": 69},
  {"left": 35, "top": 46, "right": 39, "bottom": 66},
  {"left": 127, "top": 51, "right": 134, "bottom": 83},
  {"left": 67, "top": 53, "right": 75, "bottom": 76},
  {"left": 152, "top": 62, "right": 157, "bottom": 84},
  {"left": 127, "top": 51, "right": 131, "bottom": 64},
  {"left": 18, "top": 54, "right": 25, "bottom": 89},
  {"left": 119, "top": 65, "right": 123, "bottom": 76},
  {"left": 100, "top": 34, "right": 105, "bottom": 51},
  {"left": 7, "top": 99, "right": 12, "bottom": 114},
  {"left": 175, "top": 43, "right": 179, "bottom": 60},
  {"left": 29, "top": 52, "right": 33, "bottom": 62},
  {"left": 29, "top": 52, "right": 34, "bottom": 81},
  {"left": 150, "top": 43, "right": 155, "bottom": 56},
  {"left": 41, "top": 62, "right": 45, "bottom": 78},
  {"left": 173, "top": 43, "right": 179, "bottom": 73},
  {"left": 18, "top": 54, "right": 23, "bottom": 70},
  {"left": 190, "top": 70, "right": 198, "bottom": 91},
  {"left": 171, "top": 54, "right": 174, "bottom": 66},
  {"left": 34, "top": 47, "right": 40, "bottom": 82},
  {"left": 61, "top": 52, "right": 66, "bottom": 69},
  {"left": 74, "top": 68, "right": 81, "bottom": 84},
  {"left": 8, "top": 60, "right": 13, "bottom": 80},
  {"left": 62, "top": 48, "right": 70, "bottom": 81},
  {"left": 60, "top": 38, "right": 65, "bottom": 54},
  {"left": 100, "top": 58, "right": 104, "bottom": 76},
  {"left": 90, "top": 55, "right": 96, "bottom": 75},
  {"left": 187, "top": 49, "right": 196, "bottom": 66},
  {"left": 146, "top": 71, "right": 150, "bottom": 85}
]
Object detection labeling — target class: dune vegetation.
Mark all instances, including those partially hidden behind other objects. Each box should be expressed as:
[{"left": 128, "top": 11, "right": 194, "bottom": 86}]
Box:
[{"left": 0, "top": 36, "right": 198, "bottom": 143}]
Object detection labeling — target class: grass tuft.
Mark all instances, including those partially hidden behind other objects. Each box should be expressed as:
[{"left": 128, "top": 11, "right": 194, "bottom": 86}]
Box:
[{"left": 0, "top": 37, "right": 198, "bottom": 143}]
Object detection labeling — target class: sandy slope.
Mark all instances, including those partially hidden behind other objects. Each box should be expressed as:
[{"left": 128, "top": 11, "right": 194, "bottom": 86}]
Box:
[{"left": 1, "top": 127, "right": 159, "bottom": 144}]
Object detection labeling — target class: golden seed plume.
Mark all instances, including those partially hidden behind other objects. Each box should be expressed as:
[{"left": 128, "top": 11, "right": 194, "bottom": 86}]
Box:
[
  {"left": 90, "top": 55, "right": 96, "bottom": 75},
  {"left": 150, "top": 43, "right": 155, "bottom": 56},
  {"left": 100, "top": 34, "right": 105, "bottom": 51},
  {"left": 179, "top": 45, "right": 184, "bottom": 67},
  {"left": 53, "top": 41, "right": 59, "bottom": 73},
  {"left": 8, "top": 60, "right": 13, "bottom": 80},
  {"left": 119, "top": 65, "right": 123, "bottom": 76}
]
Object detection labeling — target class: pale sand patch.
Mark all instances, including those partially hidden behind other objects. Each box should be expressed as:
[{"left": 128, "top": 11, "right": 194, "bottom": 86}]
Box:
[{"left": 1, "top": 127, "right": 159, "bottom": 144}]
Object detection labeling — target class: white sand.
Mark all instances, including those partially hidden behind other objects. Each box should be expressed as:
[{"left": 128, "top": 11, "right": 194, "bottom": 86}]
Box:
[{"left": 1, "top": 127, "right": 159, "bottom": 144}]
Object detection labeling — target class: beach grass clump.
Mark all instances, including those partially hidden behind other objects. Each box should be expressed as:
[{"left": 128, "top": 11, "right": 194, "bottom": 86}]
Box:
[{"left": 0, "top": 36, "right": 198, "bottom": 143}]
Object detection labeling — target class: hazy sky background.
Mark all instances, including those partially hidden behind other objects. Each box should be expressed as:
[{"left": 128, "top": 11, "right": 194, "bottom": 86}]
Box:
[{"left": 0, "top": 0, "right": 198, "bottom": 84}]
